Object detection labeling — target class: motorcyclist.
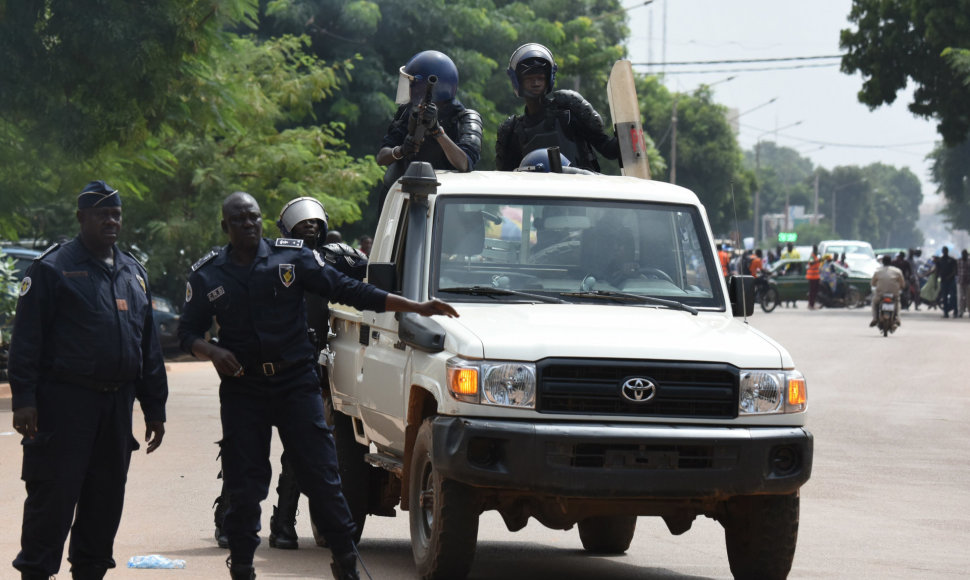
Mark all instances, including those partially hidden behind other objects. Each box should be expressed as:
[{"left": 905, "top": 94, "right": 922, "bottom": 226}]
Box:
[
  {"left": 870, "top": 254, "right": 905, "bottom": 328},
  {"left": 495, "top": 43, "right": 619, "bottom": 172}
]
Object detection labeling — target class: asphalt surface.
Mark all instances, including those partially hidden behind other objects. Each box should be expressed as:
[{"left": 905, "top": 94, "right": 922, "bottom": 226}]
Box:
[{"left": 2, "top": 305, "right": 969, "bottom": 579}]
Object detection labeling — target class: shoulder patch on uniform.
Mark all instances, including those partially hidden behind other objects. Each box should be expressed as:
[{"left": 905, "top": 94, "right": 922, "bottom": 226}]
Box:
[
  {"left": 275, "top": 238, "right": 304, "bottom": 248},
  {"left": 19, "top": 277, "right": 32, "bottom": 296},
  {"left": 37, "top": 243, "right": 60, "bottom": 261},
  {"left": 191, "top": 250, "right": 219, "bottom": 272},
  {"left": 123, "top": 250, "right": 146, "bottom": 269}
]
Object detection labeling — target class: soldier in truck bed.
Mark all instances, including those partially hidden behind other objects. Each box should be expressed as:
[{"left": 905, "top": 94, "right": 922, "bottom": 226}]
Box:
[
  {"left": 495, "top": 43, "right": 619, "bottom": 172},
  {"left": 376, "top": 50, "right": 483, "bottom": 210}
]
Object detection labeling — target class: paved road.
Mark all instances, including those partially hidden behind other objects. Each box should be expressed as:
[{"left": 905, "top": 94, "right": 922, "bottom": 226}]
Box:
[{"left": 2, "top": 306, "right": 968, "bottom": 579}]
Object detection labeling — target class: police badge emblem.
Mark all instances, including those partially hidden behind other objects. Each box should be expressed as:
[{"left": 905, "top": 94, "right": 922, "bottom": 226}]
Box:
[
  {"left": 279, "top": 264, "right": 296, "bottom": 287},
  {"left": 136, "top": 274, "right": 147, "bottom": 293},
  {"left": 185, "top": 281, "right": 193, "bottom": 303},
  {"left": 19, "top": 276, "right": 31, "bottom": 296}
]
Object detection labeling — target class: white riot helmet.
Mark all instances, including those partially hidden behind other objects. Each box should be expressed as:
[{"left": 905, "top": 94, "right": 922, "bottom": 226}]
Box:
[{"left": 277, "top": 197, "right": 329, "bottom": 239}]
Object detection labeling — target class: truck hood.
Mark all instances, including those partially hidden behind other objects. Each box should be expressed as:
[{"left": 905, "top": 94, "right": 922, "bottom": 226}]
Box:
[{"left": 443, "top": 304, "right": 788, "bottom": 368}]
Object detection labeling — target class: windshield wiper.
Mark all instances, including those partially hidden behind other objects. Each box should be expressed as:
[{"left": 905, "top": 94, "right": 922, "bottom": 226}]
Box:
[
  {"left": 560, "top": 290, "right": 698, "bottom": 315},
  {"left": 439, "top": 285, "right": 564, "bottom": 304}
]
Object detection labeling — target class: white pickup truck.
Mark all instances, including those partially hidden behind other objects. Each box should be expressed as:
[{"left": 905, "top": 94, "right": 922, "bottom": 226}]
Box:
[{"left": 325, "top": 163, "right": 812, "bottom": 580}]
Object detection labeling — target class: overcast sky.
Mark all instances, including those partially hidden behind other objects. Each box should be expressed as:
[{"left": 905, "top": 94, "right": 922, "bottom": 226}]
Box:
[{"left": 624, "top": 0, "right": 941, "bottom": 198}]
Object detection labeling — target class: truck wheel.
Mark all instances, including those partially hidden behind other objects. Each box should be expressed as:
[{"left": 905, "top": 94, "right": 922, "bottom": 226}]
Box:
[
  {"left": 409, "top": 419, "right": 479, "bottom": 579},
  {"left": 324, "top": 396, "right": 369, "bottom": 544},
  {"left": 723, "top": 493, "right": 799, "bottom": 580},
  {"left": 577, "top": 515, "right": 637, "bottom": 554}
]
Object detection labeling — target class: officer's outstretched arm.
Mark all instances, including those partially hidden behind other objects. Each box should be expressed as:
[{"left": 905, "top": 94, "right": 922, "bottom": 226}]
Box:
[{"left": 385, "top": 294, "right": 459, "bottom": 318}]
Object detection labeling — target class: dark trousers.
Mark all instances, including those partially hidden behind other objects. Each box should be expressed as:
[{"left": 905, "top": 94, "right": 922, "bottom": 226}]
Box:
[
  {"left": 14, "top": 382, "right": 135, "bottom": 576},
  {"left": 808, "top": 278, "right": 820, "bottom": 307},
  {"left": 219, "top": 365, "right": 355, "bottom": 567},
  {"left": 940, "top": 277, "right": 957, "bottom": 315}
]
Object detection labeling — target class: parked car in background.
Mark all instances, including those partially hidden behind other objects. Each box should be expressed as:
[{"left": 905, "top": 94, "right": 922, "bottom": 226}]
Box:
[
  {"left": 763, "top": 257, "right": 870, "bottom": 309},
  {"left": 151, "top": 295, "right": 181, "bottom": 355},
  {"left": 818, "top": 240, "right": 879, "bottom": 277},
  {"left": 1, "top": 246, "right": 43, "bottom": 280}
]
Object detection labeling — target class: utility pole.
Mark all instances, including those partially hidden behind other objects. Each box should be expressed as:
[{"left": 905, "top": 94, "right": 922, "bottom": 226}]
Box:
[
  {"left": 670, "top": 98, "right": 678, "bottom": 184},
  {"left": 812, "top": 172, "right": 819, "bottom": 225},
  {"left": 754, "top": 142, "right": 761, "bottom": 242}
]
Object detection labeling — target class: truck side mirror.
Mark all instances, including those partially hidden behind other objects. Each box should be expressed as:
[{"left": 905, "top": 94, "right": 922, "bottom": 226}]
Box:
[
  {"left": 368, "top": 263, "right": 398, "bottom": 293},
  {"left": 399, "top": 313, "right": 446, "bottom": 353},
  {"left": 728, "top": 275, "right": 755, "bottom": 317}
]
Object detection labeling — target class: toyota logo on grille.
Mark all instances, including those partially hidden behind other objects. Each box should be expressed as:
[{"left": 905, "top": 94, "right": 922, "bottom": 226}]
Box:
[{"left": 621, "top": 377, "right": 657, "bottom": 403}]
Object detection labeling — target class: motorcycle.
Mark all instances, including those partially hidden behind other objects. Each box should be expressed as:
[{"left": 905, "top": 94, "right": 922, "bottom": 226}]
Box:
[
  {"left": 753, "top": 270, "right": 778, "bottom": 313},
  {"left": 875, "top": 293, "right": 899, "bottom": 337},
  {"left": 816, "top": 273, "right": 863, "bottom": 309}
]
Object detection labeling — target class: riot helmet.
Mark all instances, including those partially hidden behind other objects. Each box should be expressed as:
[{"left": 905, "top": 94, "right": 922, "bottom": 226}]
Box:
[
  {"left": 395, "top": 50, "right": 459, "bottom": 106},
  {"left": 506, "top": 43, "right": 557, "bottom": 97},
  {"left": 517, "top": 148, "right": 571, "bottom": 172},
  {"left": 277, "top": 197, "right": 328, "bottom": 241}
]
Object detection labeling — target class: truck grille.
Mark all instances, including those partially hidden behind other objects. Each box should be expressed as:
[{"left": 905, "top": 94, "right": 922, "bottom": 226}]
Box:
[{"left": 536, "top": 359, "right": 738, "bottom": 419}]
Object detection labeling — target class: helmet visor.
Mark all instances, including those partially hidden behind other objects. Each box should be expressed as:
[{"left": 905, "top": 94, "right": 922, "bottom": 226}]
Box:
[{"left": 395, "top": 66, "right": 413, "bottom": 105}]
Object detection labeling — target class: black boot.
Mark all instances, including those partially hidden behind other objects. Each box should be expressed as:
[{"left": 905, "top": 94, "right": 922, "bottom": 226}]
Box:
[
  {"left": 213, "top": 493, "right": 230, "bottom": 549},
  {"left": 330, "top": 551, "right": 360, "bottom": 580},
  {"left": 269, "top": 456, "right": 300, "bottom": 549},
  {"left": 71, "top": 568, "right": 106, "bottom": 580},
  {"left": 21, "top": 573, "right": 52, "bottom": 580},
  {"left": 226, "top": 556, "right": 256, "bottom": 580}
]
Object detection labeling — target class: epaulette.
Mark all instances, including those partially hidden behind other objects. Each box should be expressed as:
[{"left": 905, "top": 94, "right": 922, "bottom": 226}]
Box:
[
  {"left": 191, "top": 249, "right": 219, "bottom": 272},
  {"left": 123, "top": 250, "right": 147, "bottom": 270},
  {"left": 275, "top": 238, "right": 304, "bottom": 248},
  {"left": 36, "top": 243, "right": 60, "bottom": 261}
]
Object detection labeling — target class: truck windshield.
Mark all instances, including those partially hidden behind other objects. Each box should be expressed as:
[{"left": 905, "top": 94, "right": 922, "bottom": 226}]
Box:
[{"left": 432, "top": 196, "right": 724, "bottom": 309}]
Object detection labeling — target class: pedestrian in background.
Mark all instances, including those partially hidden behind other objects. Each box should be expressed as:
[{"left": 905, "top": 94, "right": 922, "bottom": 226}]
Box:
[
  {"left": 957, "top": 249, "right": 970, "bottom": 317},
  {"left": 806, "top": 245, "right": 822, "bottom": 310},
  {"left": 178, "top": 192, "right": 458, "bottom": 580},
  {"left": 8, "top": 180, "right": 168, "bottom": 580},
  {"left": 937, "top": 246, "right": 958, "bottom": 318}
]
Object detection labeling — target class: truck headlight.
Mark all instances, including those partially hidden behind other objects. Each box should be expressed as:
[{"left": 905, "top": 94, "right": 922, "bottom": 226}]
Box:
[
  {"left": 447, "top": 358, "right": 536, "bottom": 408},
  {"left": 739, "top": 370, "right": 807, "bottom": 415}
]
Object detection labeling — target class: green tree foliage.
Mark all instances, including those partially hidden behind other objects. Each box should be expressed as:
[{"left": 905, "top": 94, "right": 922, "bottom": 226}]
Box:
[
  {"left": 930, "top": 139, "right": 970, "bottom": 231},
  {"left": 744, "top": 141, "right": 815, "bottom": 243},
  {"left": 840, "top": 0, "right": 970, "bottom": 146},
  {"left": 639, "top": 78, "right": 754, "bottom": 234},
  {"left": 746, "top": 143, "right": 923, "bottom": 248},
  {"left": 123, "top": 34, "right": 383, "bottom": 299}
]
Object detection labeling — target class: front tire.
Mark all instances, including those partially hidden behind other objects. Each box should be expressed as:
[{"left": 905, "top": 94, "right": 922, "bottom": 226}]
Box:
[
  {"left": 723, "top": 493, "right": 799, "bottom": 580},
  {"left": 845, "top": 286, "right": 863, "bottom": 309},
  {"left": 409, "top": 419, "right": 479, "bottom": 579},
  {"left": 761, "top": 287, "right": 780, "bottom": 313},
  {"left": 578, "top": 515, "right": 637, "bottom": 554},
  {"left": 324, "top": 396, "right": 369, "bottom": 544}
]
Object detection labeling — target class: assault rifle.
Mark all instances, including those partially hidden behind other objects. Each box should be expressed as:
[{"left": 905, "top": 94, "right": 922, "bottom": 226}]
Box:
[{"left": 404, "top": 74, "right": 438, "bottom": 160}]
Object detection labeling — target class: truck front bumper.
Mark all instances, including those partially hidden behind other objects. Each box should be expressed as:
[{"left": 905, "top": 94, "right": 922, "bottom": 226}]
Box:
[{"left": 431, "top": 416, "right": 812, "bottom": 498}]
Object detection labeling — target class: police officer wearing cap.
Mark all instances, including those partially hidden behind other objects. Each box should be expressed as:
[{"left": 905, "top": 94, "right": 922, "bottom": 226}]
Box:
[
  {"left": 496, "top": 43, "right": 619, "bottom": 172},
  {"left": 178, "top": 192, "right": 457, "bottom": 580},
  {"left": 9, "top": 180, "right": 168, "bottom": 580},
  {"left": 376, "top": 50, "right": 483, "bottom": 209}
]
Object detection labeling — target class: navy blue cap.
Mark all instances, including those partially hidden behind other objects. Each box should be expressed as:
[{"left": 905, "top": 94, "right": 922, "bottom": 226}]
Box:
[{"left": 77, "top": 180, "right": 121, "bottom": 209}]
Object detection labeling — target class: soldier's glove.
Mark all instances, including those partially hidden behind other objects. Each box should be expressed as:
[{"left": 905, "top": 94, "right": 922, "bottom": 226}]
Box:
[
  {"left": 401, "top": 135, "right": 421, "bottom": 157},
  {"left": 419, "top": 102, "right": 439, "bottom": 132}
]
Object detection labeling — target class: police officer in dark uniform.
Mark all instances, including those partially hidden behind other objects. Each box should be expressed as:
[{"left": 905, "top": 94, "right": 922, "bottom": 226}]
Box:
[
  {"left": 9, "top": 180, "right": 168, "bottom": 580},
  {"left": 212, "top": 196, "right": 369, "bottom": 551},
  {"left": 178, "top": 192, "right": 456, "bottom": 580},
  {"left": 495, "top": 43, "right": 619, "bottom": 172},
  {"left": 376, "top": 50, "right": 483, "bottom": 209}
]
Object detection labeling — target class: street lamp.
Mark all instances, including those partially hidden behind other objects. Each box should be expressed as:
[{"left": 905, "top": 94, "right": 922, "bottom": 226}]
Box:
[{"left": 753, "top": 120, "right": 803, "bottom": 242}]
